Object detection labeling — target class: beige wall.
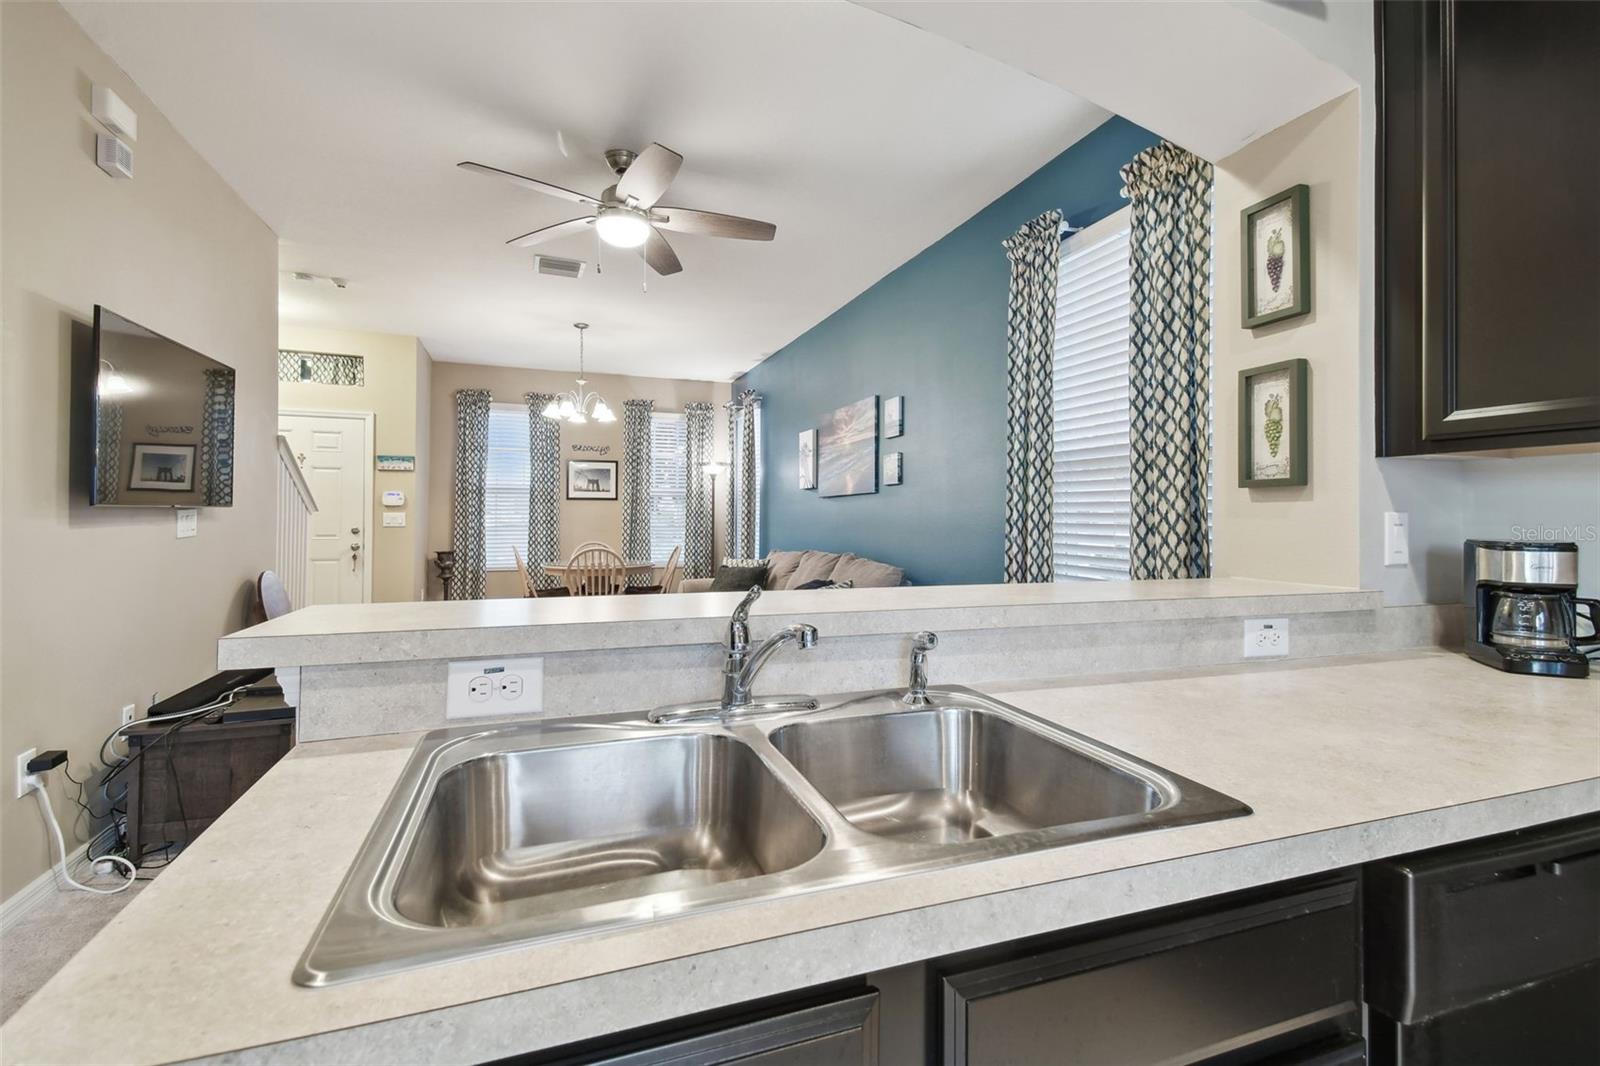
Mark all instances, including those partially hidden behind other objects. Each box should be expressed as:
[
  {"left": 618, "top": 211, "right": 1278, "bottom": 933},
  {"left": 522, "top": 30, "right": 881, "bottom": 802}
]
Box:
[
  {"left": 277, "top": 324, "right": 432, "bottom": 602},
  {"left": 0, "top": 2, "right": 278, "bottom": 901},
  {"left": 1211, "top": 92, "right": 1363, "bottom": 588},
  {"left": 427, "top": 362, "right": 731, "bottom": 599}
]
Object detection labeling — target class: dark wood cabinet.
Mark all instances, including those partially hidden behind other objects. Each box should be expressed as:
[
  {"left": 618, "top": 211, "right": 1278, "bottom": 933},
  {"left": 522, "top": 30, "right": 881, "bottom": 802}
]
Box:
[
  {"left": 936, "top": 876, "right": 1362, "bottom": 1065},
  {"left": 1376, "top": 0, "right": 1600, "bottom": 455}
]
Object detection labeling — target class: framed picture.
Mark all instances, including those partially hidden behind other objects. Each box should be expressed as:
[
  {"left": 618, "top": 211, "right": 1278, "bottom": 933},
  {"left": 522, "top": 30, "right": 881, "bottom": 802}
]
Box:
[
  {"left": 884, "top": 396, "right": 904, "bottom": 438},
  {"left": 1241, "top": 184, "right": 1310, "bottom": 328},
  {"left": 883, "top": 451, "right": 903, "bottom": 486},
  {"left": 818, "top": 396, "right": 878, "bottom": 498},
  {"left": 128, "top": 443, "right": 196, "bottom": 491},
  {"left": 1238, "top": 358, "right": 1309, "bottom": 487},
  {"left": 566, "top": 459, "right": 617, "bottom": 500},
  {"left": 798, "top": 429, "right": 817, "bottom": 490}
]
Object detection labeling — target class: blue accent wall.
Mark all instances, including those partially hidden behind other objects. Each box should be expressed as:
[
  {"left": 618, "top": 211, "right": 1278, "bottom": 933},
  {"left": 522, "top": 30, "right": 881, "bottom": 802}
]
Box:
[{"left": 738, "top": 116, "right": 1159, "bottom": 585}]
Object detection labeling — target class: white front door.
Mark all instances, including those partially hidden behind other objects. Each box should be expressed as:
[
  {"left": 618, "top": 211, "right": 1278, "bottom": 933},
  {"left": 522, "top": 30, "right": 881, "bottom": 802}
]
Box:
[{"left": 278, "top": 412, "right": 370, "bottom": 605}]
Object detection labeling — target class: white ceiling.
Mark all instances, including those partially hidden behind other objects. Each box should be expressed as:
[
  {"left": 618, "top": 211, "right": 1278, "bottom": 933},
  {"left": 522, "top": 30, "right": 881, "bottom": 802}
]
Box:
[
  {"left": 860, "top": 1, "right": 1358, "bottom": 161},
  {"left": 64, "top": 1, "right": 1112, "bottom": 380}
]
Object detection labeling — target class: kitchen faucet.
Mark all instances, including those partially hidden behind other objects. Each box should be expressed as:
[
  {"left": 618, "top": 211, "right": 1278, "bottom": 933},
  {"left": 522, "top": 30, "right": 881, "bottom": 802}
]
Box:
[
  {"left": 649, "top": 586, "right": 819, "bottom": 724},
  {"left": 903, "top": 631, "right": 939, "bottom": 705}
]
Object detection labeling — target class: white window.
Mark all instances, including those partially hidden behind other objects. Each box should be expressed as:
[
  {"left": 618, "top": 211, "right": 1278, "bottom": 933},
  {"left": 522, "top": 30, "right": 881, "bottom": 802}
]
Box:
[
  {"left": 1052, "top": 209, "right": 1133, "bottom": 581},
  {"left": 483, "top": 403, "right": 530, "bottom": 571},
  {"left": 649, "top": 411, "right": 687, "bottom": 564}
]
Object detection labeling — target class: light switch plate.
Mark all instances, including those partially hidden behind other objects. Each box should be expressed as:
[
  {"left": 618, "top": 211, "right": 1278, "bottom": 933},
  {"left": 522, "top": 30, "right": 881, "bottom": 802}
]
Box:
[
  {"left": 446, "top": 656, "right": 544, "bottom": 719},
  {"left": 1383, "top": 511, "right": 1409, "bottom": 566},
  {"left": 175, "top": 508, "right": 198, "bottom": 538},
  {"left": 382, "top": 512, "right": 406, "bottom": 527},
  {"left": 1243, "top": 618, "right": 1290, "bottom": 658}
]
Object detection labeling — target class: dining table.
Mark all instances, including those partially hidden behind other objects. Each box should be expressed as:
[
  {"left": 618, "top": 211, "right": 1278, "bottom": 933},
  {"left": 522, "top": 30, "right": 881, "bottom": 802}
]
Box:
[{"left": 540, "top": 560, "right": 658, "bottom": 588}]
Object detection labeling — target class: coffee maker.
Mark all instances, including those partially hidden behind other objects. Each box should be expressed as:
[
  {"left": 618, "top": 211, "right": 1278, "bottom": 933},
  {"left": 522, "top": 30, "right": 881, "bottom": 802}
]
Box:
[{"left": 1464, "top": 540, "right": 1599, "bottom": 678}]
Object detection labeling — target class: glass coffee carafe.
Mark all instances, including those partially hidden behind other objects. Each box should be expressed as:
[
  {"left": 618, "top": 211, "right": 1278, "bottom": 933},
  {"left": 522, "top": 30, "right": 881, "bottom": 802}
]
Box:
[{"left": 1488, "top": 588, "right": 1600, "bottom": 652}]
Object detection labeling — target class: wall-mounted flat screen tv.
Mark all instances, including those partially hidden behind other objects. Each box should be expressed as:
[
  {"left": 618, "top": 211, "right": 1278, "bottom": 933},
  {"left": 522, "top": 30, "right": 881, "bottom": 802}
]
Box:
[{"left": 87, "top": 306, "right": 236, "bottom": 507}]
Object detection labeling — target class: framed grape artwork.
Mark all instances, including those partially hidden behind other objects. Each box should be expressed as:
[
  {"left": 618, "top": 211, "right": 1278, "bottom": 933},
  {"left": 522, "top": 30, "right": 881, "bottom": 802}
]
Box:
[
  {"left": 1241, "top": 184, "right": 1311, "bottom": 328},
  {"left": 1239, "top": 358, "right": 1309, "bottom": 487}
]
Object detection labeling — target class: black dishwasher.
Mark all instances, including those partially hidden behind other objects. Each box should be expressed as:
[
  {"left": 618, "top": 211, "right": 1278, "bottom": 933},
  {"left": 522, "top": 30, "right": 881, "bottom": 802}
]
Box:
[{"left": 1364, "top": 815, "right": 1600, "bottom": 1065}]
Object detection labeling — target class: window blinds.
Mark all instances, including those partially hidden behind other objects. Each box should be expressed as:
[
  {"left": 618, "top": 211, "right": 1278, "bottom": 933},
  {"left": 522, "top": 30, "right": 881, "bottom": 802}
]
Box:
[
  {"left": 1052, "top": 209, "right": 1133, "bottom": 581},
  {"left": 649, "top": 411, "right": 688, "bottom": 565},
  {"left": 483, "top": 403, "right": 531, "bottom": 572}
]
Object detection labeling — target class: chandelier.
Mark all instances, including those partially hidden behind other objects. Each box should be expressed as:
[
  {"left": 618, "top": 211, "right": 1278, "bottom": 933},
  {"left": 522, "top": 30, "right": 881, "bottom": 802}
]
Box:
[{"left": 541, "top": 322, "right": 614, "bottom": 424}]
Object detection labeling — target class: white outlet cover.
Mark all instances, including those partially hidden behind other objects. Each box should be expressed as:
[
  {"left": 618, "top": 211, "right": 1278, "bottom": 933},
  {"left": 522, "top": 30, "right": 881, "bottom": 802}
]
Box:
[
  {"left": 1383, "top": 511, "right": 1410, "bottom": 567},
  {"left": 382, "top": 512, "right": 406, "bottom": 527},
  {"left": 15, "top": 748, "right": 38, "bottom": 799},
  {"left": 1243, "top": 617, "right": 1291, "bottom": 659},
  {"left": 175, "top": 508, "right": 198, "bottom": 538},
  {"left": 447, "top": 657, "right": 544, "bottom": 719}
]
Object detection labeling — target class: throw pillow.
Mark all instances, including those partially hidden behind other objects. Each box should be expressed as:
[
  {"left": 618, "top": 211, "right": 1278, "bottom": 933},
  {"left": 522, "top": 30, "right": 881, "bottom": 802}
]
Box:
[
  {"left": 785, "top": 550, "right": 842, "bottom": 589},
  {"left": 764, "top": 549, "right": 805, "bottom": 590},
  {"left": 709, "top": 563, "right": 769, "bottom": 593},
  {"left": 830, "top": 554, "right": 905, "bottom": 589}
]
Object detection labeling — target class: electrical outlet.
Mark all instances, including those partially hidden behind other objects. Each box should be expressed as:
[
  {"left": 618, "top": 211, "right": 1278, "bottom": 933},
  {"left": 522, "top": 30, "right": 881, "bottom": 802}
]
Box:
[
  {"left": 15, "top": 748, "right": 39, "bottom": 799},
  {"left": 1243, "top": 618, "right": 1291, "bottom": 659},
  {"left": 446, "top": 656, "right": 544, "bottom": 719},
  {"left": 121, "top": 704, "right": 137, "bottom": 727}
]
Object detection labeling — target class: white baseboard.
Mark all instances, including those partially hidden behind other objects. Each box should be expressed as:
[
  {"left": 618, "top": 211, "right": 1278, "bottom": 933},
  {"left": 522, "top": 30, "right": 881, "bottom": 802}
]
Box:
[{"left": 0, "top": 821, "right": 123, "bottom": 933}]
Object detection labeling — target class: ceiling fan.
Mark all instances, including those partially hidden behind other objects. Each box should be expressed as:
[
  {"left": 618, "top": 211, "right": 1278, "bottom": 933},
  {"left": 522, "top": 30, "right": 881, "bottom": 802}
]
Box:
[{"left": 458, "top": 143, "right": 776, "bottom": 277}]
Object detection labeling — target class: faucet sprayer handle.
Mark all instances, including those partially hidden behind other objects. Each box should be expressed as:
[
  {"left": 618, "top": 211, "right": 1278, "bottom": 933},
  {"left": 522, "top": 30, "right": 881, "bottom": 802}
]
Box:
[
  {"left": 912, "top": 631, "right": 939, "bottom": 653},
  {"left": 795, "top": 623, "right": 819, "bottom": 649}
]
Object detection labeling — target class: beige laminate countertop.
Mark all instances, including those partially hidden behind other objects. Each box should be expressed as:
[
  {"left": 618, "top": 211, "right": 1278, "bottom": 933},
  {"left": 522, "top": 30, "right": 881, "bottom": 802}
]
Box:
[{"left": 2, "top": 651, "right": 1596, "bottom": 1065}]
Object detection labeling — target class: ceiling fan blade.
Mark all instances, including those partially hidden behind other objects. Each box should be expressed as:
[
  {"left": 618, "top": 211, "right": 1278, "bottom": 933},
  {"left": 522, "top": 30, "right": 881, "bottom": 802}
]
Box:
[
  {"left": 506, "top": 217, "right": 595, "bottom": 248},
  {"left": 614, "top": 143, "right": 683, "bottom": 209},
  {"left": 640, "top": 227, "right": 683, "bottom": 276},
  {"left": 652, "top": 206, "right": 776, "bottom": 241},
  {"left": 458, "top": 161, "right": 600, "bottom": 207}
]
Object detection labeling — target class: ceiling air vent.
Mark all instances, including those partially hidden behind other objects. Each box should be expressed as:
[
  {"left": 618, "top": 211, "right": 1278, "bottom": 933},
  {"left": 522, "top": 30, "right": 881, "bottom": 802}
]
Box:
[{"left": 535, "top": 255, "right": 586, "bottom": 280}]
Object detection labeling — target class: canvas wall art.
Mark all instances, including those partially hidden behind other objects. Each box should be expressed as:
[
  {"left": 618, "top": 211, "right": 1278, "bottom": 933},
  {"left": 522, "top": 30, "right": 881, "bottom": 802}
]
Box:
[
  {"left": 798, "top": 428, "right": 816, "bottom": 490},
  {"left": 817, "top": 396, "right": 878, "bottom": 498},
  {"left": 884, "top": 396, "right": 904, "bottom": 438}
]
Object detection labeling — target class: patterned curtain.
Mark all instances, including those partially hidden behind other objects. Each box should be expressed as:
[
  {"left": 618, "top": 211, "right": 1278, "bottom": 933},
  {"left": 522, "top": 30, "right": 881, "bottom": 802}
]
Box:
[
  {"left": 683, "top": 402, "right": 716, "bottom": 579},
  {"left": 1002, "top": 210, "right": 1063, "bottom": 583},
  {"left": 727, "top": 390, "right": 760, "bottom": 560},
  {"left": 278, "top": 350, "right": 364, "bottom": 386},
  {"left": 198, "top": 367, "right": 236, "bottom": 506},
  {"left": 620, "top": 399, "right": 655, "bottom": 586},
  {"left": 1121, "top": 142, "right": 1213, "bottom": 580},
  {"left": 449, "top": 389, "right": 492, "bottom": 599},
  {"left": 525, "top": 393, "right": 561, "bottom": 591}
]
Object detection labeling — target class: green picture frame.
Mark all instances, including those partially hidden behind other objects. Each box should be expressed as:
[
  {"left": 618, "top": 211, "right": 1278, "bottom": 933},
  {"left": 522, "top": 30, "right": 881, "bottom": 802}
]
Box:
[
  {"left": 1241, "top": 184, "right": 1311, "bottom": 328},
  {"left": 1238, "top": 358, "right": 1309, "bottom": 487}
]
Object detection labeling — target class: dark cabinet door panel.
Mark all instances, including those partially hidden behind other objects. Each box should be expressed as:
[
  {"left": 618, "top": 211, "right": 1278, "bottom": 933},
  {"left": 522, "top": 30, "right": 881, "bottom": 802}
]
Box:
[
  {"left": 940, "top": 880, "right": 1361, "bottom": 1065},
  {"left": 1377, "top": 0, "right": 1600, "bottom": 454}
]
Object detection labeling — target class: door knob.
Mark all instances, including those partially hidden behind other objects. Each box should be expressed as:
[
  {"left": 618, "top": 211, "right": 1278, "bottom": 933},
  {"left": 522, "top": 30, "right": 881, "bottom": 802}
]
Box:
[{"left": 351, "top": 526, "right": 361, "bottom": 535}]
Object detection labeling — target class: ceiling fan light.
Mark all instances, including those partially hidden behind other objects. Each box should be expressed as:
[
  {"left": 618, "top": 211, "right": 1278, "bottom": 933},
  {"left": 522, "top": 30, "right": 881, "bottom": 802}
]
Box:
[{"left": 595, "top": 209, "right": 651, "bottom": 249}]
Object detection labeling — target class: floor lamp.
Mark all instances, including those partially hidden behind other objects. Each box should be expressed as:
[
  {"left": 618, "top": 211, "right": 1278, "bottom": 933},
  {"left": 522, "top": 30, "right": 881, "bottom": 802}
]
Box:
[{"left": 702, "top": 461, "right": 726, "bottom": 570}]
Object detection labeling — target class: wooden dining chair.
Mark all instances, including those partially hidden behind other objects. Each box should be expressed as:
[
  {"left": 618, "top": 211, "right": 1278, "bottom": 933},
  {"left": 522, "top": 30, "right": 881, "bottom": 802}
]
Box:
[
  {"left": 511, "top": 546, "right": 533, "bottom": 597},
  {"left": 564, "top": 545, "right": 627, "bottom": 596},
  {"left": 658, "top": 545, "right": 684, "bottom": 594}
]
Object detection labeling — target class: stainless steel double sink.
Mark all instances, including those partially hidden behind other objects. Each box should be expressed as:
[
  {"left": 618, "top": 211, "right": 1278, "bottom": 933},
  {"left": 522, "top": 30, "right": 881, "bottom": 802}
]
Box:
[{"left": 296, "top": 687, "right": 1249, "bottom": 985}]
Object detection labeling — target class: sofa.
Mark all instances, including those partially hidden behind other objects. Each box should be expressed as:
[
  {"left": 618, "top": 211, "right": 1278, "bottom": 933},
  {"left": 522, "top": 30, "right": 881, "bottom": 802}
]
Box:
[{"left": 681, "top": 549, "right": 905, "bottom": 593}]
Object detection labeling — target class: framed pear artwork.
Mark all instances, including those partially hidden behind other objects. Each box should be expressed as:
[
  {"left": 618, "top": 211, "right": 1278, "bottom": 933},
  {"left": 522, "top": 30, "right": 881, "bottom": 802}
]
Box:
[
  {"left": 1241, "top": 184, "right": 1311, "bottom": 328},
  {"left": 1239, "top": 359, "right": 1309, "bottom": 487}
]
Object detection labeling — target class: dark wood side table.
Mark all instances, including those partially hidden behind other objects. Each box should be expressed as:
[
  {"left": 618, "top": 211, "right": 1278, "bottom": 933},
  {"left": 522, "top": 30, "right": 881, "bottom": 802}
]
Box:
[{"left": 123, "top": 699, "right": 294, "bottom": 864}]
